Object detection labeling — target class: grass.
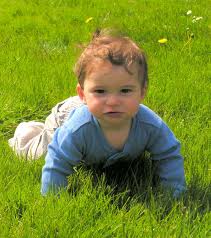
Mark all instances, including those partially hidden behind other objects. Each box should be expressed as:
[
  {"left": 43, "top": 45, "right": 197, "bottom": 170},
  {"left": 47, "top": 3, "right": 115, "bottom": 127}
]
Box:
[{"left": 0, "top": 0, "right": 210, "bottom": 237}]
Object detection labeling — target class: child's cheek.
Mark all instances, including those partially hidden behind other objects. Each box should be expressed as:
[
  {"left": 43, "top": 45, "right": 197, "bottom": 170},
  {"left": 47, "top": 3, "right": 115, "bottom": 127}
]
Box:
[{"left": 86, "top": 97, "right": 102, "bottom": 110}]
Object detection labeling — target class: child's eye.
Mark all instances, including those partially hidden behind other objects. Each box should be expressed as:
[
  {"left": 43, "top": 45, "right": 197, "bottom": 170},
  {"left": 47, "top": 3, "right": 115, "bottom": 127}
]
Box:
[
  {"left": 94, "top": 89, "right": 106, "bottom": 94},
  {"left": 121, "top": 88, "right": 132, "bottom": 94}
]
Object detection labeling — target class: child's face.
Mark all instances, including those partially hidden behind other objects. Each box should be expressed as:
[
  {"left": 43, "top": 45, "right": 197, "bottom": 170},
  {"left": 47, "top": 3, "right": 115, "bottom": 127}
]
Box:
[{"left": 77, "top": 60, "right": 145, "bottom": 129}]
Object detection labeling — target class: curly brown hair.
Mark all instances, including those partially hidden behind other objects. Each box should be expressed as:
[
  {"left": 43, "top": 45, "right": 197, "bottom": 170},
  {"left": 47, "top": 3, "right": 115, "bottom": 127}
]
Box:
[{"left": 74, "top": 28, "right": 148, "bottom": 89}]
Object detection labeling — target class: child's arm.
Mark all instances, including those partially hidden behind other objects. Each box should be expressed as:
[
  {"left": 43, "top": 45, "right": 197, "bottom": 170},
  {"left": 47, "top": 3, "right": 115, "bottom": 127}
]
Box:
[
  {"left": 41, "top": 124, "right": 83, "bottom": 195},
  {"left": 148, "top": 121, "right": 186, "bottom": 198}
]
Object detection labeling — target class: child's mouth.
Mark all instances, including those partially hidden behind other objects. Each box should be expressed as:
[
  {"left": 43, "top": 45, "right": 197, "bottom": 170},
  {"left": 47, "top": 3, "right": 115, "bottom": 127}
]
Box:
[{"left": 105, "top": 112, "right": 123, "bottom": 118}]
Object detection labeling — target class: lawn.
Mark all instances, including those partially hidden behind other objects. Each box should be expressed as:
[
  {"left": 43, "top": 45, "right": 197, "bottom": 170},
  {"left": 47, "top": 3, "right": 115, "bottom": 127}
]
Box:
[{"left": 0, "top": 0, "right": 210, "bottom": 237}]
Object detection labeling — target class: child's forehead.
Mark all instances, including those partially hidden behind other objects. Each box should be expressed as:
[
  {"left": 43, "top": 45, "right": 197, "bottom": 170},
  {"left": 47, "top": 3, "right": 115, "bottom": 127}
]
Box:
[
  {"left": 83, "top": 60, "right": 142, "bottom": 89},
  {"left": 86, "top": 58, "right": 139, "bottom": 78}
]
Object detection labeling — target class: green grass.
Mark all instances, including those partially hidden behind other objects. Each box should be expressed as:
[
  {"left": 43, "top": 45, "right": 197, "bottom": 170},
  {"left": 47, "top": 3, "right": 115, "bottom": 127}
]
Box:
[{"left": 0, "top": 0, "right": 210, "bottom": 237}]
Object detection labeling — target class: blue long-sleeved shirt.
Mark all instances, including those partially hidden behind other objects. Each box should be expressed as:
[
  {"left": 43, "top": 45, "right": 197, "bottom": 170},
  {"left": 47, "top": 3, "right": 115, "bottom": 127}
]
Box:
[{"left": 41, "top": 104, "right": 186, "bottom": 197}]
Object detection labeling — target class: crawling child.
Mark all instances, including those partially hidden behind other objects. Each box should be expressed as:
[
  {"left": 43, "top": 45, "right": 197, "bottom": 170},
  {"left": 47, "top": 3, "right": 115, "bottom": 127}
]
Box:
[
  {"left": 41, "top": 29, "right": 186, "bottom": 197},
  {"left": 10, "top": 29, "right": 186, "bottom": 197}
]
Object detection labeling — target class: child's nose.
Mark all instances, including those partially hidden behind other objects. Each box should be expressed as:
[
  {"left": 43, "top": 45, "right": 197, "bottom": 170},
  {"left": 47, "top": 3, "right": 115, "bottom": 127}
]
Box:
[{"left": 106, "top": 94, "right": 120, "bottom": 106}]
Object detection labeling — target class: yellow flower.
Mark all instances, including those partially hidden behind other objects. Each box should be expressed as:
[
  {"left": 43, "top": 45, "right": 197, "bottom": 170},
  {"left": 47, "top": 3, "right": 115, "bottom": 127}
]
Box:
[
  {"left": 158, "top": 38, "right": 168, "bottom": 44},
  {"left": 186, "top": 10, "right": 192, "bottom": 16},
  {"left": 85, "top": 17, "right": 93, "bottom": 23}
]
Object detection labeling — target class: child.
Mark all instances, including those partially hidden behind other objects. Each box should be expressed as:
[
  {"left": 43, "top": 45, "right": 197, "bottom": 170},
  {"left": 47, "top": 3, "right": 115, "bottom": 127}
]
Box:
[{"left": 40, "top": 29, "right": 186, "bottom": 197}]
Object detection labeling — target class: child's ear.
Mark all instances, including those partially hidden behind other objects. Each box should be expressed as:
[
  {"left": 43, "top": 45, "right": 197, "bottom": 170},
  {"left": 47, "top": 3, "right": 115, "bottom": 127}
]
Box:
[
  {"left": 140, "top": 85, "right": 147, "bottom": 101},
  {"left": 76, "top": 83, "right": 86, "bottom": 103}
]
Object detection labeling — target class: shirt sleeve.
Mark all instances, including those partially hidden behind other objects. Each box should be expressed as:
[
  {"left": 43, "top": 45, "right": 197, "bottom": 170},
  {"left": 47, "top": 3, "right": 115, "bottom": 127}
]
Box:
[
  {"left": 147, "top": 121, "right": 186, "bottom": 198},
  {"left": 41, "top": 124, "right": 83, "bottom": 195}
]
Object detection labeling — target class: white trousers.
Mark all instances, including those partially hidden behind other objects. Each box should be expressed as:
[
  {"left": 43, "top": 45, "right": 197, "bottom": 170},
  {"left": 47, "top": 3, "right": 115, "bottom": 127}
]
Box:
[{"left": 8, "top": 96, "right": 83, "bottom": 160}]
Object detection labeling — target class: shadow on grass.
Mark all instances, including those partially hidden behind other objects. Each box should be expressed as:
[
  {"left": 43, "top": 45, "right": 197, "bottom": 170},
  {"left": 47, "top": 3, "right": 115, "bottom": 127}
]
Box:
[
  {"left": 68, "top": 154, "right": 210, "bottom": 217},
  {"left": 91, "top": 154, "right": 157, "bottom": 201},
  {"left": 184, "top": 177, "right": 210, "bottom": 214}
]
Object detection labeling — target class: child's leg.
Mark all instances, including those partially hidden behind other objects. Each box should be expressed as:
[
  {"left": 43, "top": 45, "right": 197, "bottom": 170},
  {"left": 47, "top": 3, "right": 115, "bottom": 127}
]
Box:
[
  {"left": 8, "top": 121, "right": 45, "bottom": 158},
  {"left": 8, "top": 96, "right": 83, "bottom": 160}
]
